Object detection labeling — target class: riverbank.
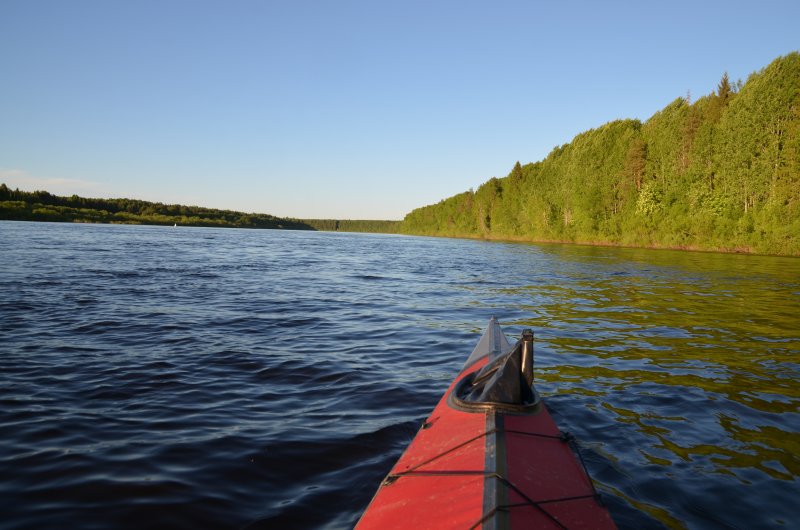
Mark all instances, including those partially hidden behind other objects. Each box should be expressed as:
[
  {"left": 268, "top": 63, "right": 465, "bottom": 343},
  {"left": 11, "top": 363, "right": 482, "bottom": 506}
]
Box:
[{"left": 398, "top": 229, "right": 798, "bottom": 258}]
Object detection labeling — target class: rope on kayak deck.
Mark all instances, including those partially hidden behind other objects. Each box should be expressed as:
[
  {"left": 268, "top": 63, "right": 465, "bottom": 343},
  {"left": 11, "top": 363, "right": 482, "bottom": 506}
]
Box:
[
  {"left": 559, "top": 430, "right": 603, "bottom": 507},
  {"left": 382, "top": 427, "right": 603, "bottom": 530}
]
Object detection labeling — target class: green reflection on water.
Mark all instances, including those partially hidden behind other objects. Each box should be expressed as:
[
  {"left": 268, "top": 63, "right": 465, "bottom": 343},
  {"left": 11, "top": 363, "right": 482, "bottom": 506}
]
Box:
[{"left": 496, "top": 242, "right": 800, "bottom": 527}]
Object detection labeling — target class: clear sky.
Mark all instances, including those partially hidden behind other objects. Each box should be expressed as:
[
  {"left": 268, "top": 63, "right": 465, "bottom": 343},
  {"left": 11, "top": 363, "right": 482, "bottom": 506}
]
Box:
[{"left": 1, "top": 1, "right": 798, "bottom": 220}]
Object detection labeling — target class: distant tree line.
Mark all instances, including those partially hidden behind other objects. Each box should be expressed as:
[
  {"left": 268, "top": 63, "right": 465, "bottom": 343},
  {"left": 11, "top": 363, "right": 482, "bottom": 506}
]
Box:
[
  {"left": 0, "top": 186, "right": 314, "bottom": 229},
  {"left": 0, "top": 186, "right": 399, "bottom": 233},
  {"left": 301, "top": 219, "right": 400, "bottom": 233},
  {"left": 400, "top": 53, "right": 800, "bottom": 256}
]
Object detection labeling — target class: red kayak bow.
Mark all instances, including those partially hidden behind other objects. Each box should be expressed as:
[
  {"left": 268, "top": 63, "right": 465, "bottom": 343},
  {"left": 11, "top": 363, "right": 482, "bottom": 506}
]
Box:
[{"left": 356, "top": 317, "right": 616, "bottom": 529}]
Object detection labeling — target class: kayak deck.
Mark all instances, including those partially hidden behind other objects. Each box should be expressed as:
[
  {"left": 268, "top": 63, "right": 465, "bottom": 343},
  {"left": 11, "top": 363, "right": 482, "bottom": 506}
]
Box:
[{"left": 356, "top": 318, "right": 615, "bottom": 529}]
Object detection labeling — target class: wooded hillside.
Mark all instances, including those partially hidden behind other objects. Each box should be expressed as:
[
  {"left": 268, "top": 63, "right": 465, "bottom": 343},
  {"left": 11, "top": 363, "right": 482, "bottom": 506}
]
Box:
[{"left": 400, "top": 53, "right": 800, "bottom": 256}]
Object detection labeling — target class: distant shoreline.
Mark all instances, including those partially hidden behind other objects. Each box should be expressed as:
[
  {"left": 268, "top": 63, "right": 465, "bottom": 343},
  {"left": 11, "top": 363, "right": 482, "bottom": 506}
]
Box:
[
  {"left": 4, "top": 214, "right": 792, "bottom": 259},
  {"left": 3, "top": 182, "right": 795, "bottom": 256},
  {"left": 0, "top": 184, "right": 400, "bottom": 235}
]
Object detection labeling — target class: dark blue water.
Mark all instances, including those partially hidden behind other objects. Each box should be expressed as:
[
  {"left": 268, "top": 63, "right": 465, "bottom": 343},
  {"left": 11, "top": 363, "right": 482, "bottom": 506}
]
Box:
[{"left": 1, "top": 221, "right": 798, "bottom": 529}]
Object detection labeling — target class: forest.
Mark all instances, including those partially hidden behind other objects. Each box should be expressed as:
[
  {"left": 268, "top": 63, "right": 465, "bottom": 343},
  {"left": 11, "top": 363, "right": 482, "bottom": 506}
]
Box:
[
  {"left": 400, "top": 53, "right": 800, "bottom": 256},
  {"left": 0, "top": 186, "right": 399, "bottom": 234}
]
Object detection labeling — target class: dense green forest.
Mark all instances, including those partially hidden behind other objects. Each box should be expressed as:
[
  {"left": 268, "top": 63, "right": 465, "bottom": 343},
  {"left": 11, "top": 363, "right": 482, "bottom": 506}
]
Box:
[
  {"left": 400, "top": 53, "right": 800, "bottom": 256},
  {"left": 0, "top": 185, "right": 399, "bottom": 233}
]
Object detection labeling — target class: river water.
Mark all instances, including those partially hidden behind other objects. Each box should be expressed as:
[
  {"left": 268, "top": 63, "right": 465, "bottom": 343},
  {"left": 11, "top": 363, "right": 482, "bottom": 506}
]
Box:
[{"left": 0, "top": 221, "right": 798, "bottom": 529}]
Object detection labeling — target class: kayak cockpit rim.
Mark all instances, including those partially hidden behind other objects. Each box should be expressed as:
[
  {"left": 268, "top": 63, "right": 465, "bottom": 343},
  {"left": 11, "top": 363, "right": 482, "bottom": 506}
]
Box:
[
  {"left": 448, "top": 376, "right": 542, "bottom": 414},
  {"left": 449, "top": 318, "right": 542, "bottom": 414}
]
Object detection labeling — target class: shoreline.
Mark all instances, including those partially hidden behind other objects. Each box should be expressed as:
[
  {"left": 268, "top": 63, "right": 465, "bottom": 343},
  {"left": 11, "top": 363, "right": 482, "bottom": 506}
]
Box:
[
  {"left": 397, "top": 230, "right": 800, "bottom": 259},
  {"left": 2, "top": 217, "right": 796, "bottom": 258}
]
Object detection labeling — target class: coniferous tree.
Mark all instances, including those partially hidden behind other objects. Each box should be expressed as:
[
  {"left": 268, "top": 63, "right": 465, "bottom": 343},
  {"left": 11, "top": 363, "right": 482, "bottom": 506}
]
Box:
[
  {"left": 718, "top": 72, "right": 732, "bottom": 103},
  {"left": 511, "top": 161, "right": 523, "bottom": 182}
]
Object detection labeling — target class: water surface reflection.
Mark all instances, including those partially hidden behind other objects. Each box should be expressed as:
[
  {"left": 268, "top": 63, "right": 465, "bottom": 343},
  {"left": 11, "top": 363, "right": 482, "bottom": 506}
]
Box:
[{"left": 499, "top": 243, "right": 799, "bottom": 528}]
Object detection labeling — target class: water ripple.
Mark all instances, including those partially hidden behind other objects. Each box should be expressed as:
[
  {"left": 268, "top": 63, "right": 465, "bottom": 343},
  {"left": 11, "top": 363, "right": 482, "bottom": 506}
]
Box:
[{"left": 1, "top": 222, "right": 799, "bottom": 529}]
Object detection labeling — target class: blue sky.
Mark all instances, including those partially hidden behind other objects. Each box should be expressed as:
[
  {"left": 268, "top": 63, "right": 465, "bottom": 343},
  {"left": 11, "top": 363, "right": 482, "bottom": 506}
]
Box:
[{"left": 1, "top": 1, "right": 798, "bottom": 220}]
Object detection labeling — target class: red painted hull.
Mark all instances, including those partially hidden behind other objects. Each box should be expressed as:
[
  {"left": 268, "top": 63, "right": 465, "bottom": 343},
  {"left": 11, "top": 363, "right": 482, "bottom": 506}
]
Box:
[{"left": 357, "top": 320, "right": 616, "bottom": 529}]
